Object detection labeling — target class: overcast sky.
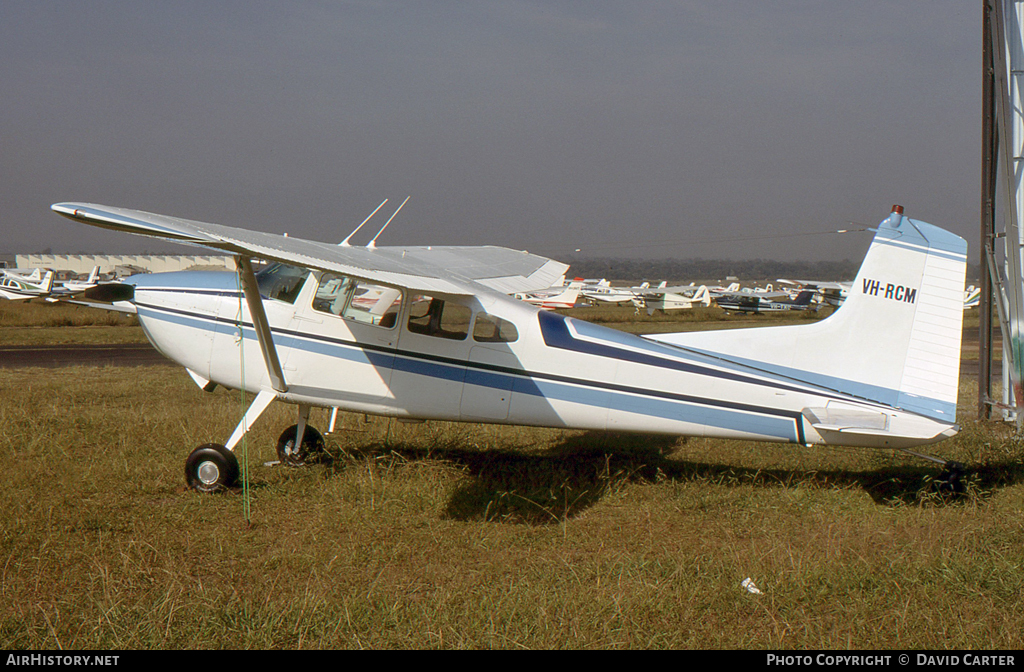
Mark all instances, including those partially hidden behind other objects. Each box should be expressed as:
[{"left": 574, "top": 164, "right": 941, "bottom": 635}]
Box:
[{"left": 1, "top": 1, "right": 980, "bottom": 264}]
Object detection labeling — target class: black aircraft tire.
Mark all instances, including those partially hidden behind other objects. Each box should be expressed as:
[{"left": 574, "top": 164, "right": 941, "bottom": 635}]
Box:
[
  {"left": 185, "top": 443, "right": 239, "bottom": 493},
  {"left": 276, "top": 424, "right": 327, "bottom": 467},
  {"left": 934, "top": 461, "right": 967, "bottom": 496}
]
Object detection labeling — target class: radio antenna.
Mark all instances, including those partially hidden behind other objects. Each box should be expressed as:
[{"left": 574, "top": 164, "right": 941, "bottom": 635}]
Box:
[
  {"left": 368, "top": 196, "right": 409, "bottom": 248},
  {"left": 339, "top": 199, "right": 388, "bottom": 247}
]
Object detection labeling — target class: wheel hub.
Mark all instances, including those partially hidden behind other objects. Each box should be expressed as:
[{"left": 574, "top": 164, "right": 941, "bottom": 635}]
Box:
[{"left": 197, "top": 460, "right": 221, "bottom": 485}]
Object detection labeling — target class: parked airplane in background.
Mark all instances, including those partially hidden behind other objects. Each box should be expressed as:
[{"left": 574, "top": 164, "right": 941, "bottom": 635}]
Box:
[
  {"left": 715, "top": 289, "right": 817, "bottom": 314},
  {"left": 0, "top": 268, "right": 54, "bottom": 300},
  {"left": 632, "top": 282, "right": 712, "bottom": 314},
  {"left": 778, "top": 279, "right": 851, "bottom": 308},
  {"left": 60, "top": 266, "right": 102, "bottom": 293},
  {"left": 52, "top": 202, "right": 967, "bottom": 492},
  {"left": 963, "top": 285, "right": 981, "bottom": 310},
  {"left": 579, "top": 279, "right": 637, "bottom": 304},
  {"left": 515, "top": 280, "right": 583, "bottom": 310}
]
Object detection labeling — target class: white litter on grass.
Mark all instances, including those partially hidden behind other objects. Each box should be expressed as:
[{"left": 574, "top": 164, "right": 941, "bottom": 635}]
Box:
[{"left": 741, "top": 577, "right": 762, "bottom": 594}]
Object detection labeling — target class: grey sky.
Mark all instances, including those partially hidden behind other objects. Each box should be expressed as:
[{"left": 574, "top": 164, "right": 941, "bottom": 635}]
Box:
[{"left": 1, "top": 1, "right": 980, "bottom": 264}]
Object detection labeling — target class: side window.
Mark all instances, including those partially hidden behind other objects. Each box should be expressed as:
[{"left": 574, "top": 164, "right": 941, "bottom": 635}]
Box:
[
  {"left": 312, "top": 273, "right": 402, "bottom": 328},
  {"left": 406, "top": 295, "right": 471, "bottom": 340},
  {"left": 255, "top": 263, "right": 307, "bottom": 304},
  {"left": 472, "top": 313, "right": 519, "bottom": 343}
]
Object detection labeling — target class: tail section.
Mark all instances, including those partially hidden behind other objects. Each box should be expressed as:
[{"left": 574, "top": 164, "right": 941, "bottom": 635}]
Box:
[
  {"left": 693, "top": 285, "right": 711, "bottom": 306},
  {"left": 646, "top": 206, "right": 967, "bottom": 425},
  {"left": 792, "top": 290, "right": 814, "bottom": 306},
  {"left": 40, "top": 271, "right": 54, "bottom": 295}
]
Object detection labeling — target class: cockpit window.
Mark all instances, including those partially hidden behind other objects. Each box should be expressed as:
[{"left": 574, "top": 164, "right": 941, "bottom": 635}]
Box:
[
  {"left": 473, "top": 313, "right": 519, "bottom": 343},
  {"left": 255, "top": 263, "right": 307, "bottom": 304},
  {"left": 406, "top": 295, "right": 471, "bottom": 340},
  {"left": 312, "top": 273, "right": 403, "bottom": 328}
]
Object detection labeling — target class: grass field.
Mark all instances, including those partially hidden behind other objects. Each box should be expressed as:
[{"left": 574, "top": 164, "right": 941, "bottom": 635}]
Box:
[{"left": 1, "top": 301, "right": 1022, "bottom": 649}]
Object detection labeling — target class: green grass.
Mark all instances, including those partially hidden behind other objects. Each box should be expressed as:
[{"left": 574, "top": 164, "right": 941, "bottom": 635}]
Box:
[{"left": 1, "top": 364, "right": 1022, "bottom": 650}]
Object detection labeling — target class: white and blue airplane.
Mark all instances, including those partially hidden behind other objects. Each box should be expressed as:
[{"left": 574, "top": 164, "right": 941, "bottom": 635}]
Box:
[{"left": 51, "top": 202, "right": 967, "bottom": 492}]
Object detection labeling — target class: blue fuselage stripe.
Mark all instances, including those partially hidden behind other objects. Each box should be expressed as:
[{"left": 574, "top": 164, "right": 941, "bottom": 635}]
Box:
[{"left": 134, "top": 299, "right": 808, "bottom": 442}]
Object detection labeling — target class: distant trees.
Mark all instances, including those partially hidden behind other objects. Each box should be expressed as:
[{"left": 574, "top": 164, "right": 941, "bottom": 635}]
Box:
[{"left": 564, "top": 257, "right": 861, "bottom": 284}]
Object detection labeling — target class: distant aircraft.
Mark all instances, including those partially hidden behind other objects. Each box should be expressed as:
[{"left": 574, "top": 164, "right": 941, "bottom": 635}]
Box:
[
  {"left": 579, "top": 279, "right": 637, "bottom": 304},
  {"left": 963, "top": 285, "right": 981, "bottom": 310},
  {"left": 633, "top": 283, "right": 712, "bottom": 314},
  {"left": 60, "top": 266, "right": 102, "bottom": 293},
  {"left": 515, "top": 281, "right": 583, "bottom": 310},
  {"left": 0, "top": 268, "right": 54, "bottom": 300},
  {"left": 715, "top": 289, "right": 817, "bottom": 314},
  {"left": 51, "top": 202, "right": 968, "bottom": 492},
  {"left": 778, "top": 279, "right": 852, "bottom": 308}
]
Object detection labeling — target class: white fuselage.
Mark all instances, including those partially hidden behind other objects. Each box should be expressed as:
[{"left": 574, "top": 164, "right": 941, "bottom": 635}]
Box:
[{"left": 127, "top": 269, "right": 954, "bottom": 449}]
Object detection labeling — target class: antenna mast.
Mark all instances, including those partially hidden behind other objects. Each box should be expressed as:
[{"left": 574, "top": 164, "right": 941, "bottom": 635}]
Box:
[
  {"left": 368, "top": 197, "right": 410, "bottom": 248},
  {"left": 340, "top": 199, "right": 388, "bottom": 247}
]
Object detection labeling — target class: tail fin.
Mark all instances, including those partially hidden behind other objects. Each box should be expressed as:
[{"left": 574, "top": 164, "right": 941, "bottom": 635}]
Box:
[
  {"left": 694, "top": 285, "right": 711, "bottom": 306},
  {"left": 792, "top": 290, "right": 814, "bottom": 306},
  {"left": 40, "top": 271, "right": 54, "bottom": 295},
  {"left": 646, "top": 206, "right": 966, "bottom": 424}
]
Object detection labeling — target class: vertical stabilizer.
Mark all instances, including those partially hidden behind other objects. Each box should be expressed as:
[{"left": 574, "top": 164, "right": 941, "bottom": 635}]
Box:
[{"left": 646, "top": 207, "right": 967, "bottom": 424}]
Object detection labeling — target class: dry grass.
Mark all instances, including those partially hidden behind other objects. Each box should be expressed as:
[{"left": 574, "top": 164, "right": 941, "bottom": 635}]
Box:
[
  {"left": 1, "top": 302, "right": 1020, "bottom": 649},
  {"left": 1, "top": 362, "right": 1022, "bottom": 650},
  {"left": 0, "top": 299, "right": 143, "bottom": 345}
]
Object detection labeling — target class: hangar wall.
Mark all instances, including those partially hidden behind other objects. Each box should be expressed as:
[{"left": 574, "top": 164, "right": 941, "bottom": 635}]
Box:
[{"left": 15, "top": 254, "right": 234, "bottom": 275}]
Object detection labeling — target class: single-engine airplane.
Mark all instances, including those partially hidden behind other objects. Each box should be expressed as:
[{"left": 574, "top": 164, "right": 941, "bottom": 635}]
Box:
[
  {"left": 515, "top": 280, "right": 583, "bottom": 310},
  {"left": 714, "top": 289, "right": 817, "bottom": 314},
  {"left": 51, "top": 202, "right": 967, "bottom": 492},
  {"left": 0, "top": 268, "right": 54, "bottom": 300}
]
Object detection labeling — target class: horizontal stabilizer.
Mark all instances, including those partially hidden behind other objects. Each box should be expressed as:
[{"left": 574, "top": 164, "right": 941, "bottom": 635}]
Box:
[{"left": 802, "top": 405, "right": 957, "bottom": 448}]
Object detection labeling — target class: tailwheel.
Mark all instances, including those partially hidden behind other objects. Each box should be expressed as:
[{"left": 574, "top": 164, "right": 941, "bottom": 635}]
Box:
[
  {"left": 276, "top": 424, "right": 328, "bottom": 467},
  {"left": 934, "top": 460, "right": 967, "bottom": 495},
  {"left": 185, "top": 443, "right": 239, "bottom": 493}
]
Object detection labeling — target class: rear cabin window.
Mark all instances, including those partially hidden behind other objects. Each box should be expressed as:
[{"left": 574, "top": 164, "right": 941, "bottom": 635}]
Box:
[
  {"left": 256, "top": 263, "right": 307, "bottom": 304},
  {"left": 312, "top": 273, "right": 402, "bottom": 328},
  {"left": 472, "top": 313, "right": 519, "bottom": 343},
  {"left": 406, "top": 295, "right": 472, "bottom": 340}
]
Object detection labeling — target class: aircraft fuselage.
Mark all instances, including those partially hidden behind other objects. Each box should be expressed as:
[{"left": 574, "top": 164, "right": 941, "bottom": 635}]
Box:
[{"left": 126, "top": 267, "right": 954, "bottom": 450}]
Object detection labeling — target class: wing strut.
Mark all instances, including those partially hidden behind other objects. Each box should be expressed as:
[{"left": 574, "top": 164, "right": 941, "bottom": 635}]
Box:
[{"left": 235, "top": 256, "right": 288, "bottom": 393}]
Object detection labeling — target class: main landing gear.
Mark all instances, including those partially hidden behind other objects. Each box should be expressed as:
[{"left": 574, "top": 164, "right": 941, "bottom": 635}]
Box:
[
  {"left": 276, "top": 424, "right": 327, "bottom": 466},
  {"left": 185, "top": 443, "right": 239, "bottom": 493},
  {"left": 184, "top": 392, "right": 329, "bottom": 492}
]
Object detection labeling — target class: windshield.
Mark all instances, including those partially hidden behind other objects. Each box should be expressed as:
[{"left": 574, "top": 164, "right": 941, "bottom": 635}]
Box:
[{"left": 255, "top": 263, "right": 307, "bottom": 304}]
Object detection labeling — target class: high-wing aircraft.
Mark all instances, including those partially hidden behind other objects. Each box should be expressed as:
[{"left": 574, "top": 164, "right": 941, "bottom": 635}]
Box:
[
  {"left": 0, "top": 268, "right": 54, "bottom": 300},
  {"left": 778, "top": 279, "right": 852, "bottom": 307},
  {"left": 580, "top": 279, "right": 638, "bottom": 304},
  {"left": 51, "top": 202, "right": 967, "bottom": 492},
  {"left": 633, "top": 283, "right": 712, "bottom": 314},
  {"left": 714, "top": 289, "right": 817, "bottom": 314},
  {"left": 514, "top": 280, "right": 583, "bottom": 310}
]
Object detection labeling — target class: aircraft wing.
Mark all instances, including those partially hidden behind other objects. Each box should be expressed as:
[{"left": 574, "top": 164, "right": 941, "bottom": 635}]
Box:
[{"left": 52, "top": 203, "right": 568, "bottom": 296}]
